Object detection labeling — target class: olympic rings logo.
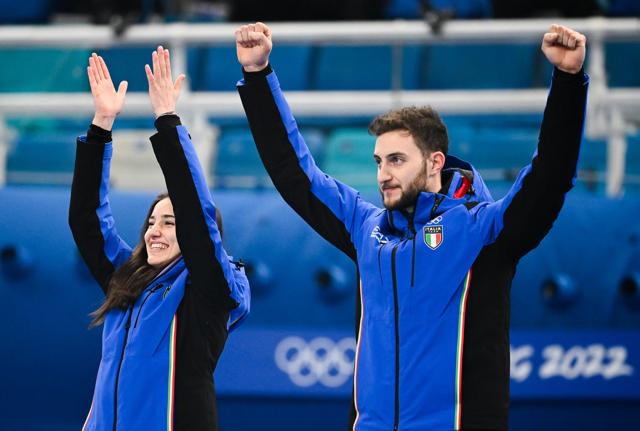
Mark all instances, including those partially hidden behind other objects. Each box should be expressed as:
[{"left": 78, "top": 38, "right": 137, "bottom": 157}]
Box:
[{"left": 275, "top": 336, "right": 357, "bottom": 388}]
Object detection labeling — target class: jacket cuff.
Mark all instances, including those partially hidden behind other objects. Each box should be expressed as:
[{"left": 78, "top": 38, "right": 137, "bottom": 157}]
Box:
[
  {"left": 86, "top": 124, "right": 112, "bottom": 145},
  {"left": 553, "top": 66, "right": 587, "bottom": 84},
  {"left": 154, "top": 114, "right": 182, "bottom": 132},
  {"left": 242, "top": 64, "right": 273, "bottom": 82}
]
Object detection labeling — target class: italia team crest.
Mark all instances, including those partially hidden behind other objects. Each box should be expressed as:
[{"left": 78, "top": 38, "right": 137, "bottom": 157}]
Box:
[{"left": 423, "top": 225, "right": 443, "bottom": 250}]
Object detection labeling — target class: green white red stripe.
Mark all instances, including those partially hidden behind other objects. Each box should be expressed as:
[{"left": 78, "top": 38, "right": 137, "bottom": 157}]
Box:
[
  {"left": 352, "top": 281, "right": 365, "bottom": 431},
  {"left": 81, "top": 401, "right": 93, "bottom": 431},
  {"left": 454, "top": 270, "right": 472, "bottom": 430},
  {"left": 425, "top": 233, "right": 442, "bottom": 248},
  {"left": 167, "top": 314, "right": 178, "bottom": 431}
]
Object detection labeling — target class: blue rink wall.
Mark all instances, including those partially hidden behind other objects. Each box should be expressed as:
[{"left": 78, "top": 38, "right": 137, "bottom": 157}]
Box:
[{"left": 0, "top": 186, "right": 639, "bottom": 430}]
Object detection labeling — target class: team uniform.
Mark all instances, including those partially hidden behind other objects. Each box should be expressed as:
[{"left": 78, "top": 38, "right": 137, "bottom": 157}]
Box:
[
  {"left": 69, "top": 115, "right": 250, "bottom": 431},
  {"left": 238, "top": 65, "right": 587, "bottom": 430}
]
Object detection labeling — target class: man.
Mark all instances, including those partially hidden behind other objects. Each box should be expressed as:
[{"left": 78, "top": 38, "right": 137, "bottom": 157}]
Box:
[{"left": 236, "top": 23, "right": 587, "bottom": 430}]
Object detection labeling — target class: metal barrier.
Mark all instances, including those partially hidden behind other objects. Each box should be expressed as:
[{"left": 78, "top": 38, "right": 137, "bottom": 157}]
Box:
[{"left": 0, "top": 18, "right": 638, "bottom": 194}]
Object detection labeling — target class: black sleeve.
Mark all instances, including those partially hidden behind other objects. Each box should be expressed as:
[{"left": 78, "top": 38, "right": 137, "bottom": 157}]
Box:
[
  {"left": 238, "top": 65, "right": 358, "bottom": 261},
  {"left": 150, "top": 115, "right": 237, "bottom": 310},
  {"left": 68, "top": 125, "right": 120, "bottom": 293},
  {"left": 495, "top": 67, "right": 589, "bottom": 260}
]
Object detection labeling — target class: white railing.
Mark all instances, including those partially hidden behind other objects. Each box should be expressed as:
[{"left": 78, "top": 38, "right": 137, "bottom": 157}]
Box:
[{"left": 0, "top": 18, "right": 638, "bottom": 195}]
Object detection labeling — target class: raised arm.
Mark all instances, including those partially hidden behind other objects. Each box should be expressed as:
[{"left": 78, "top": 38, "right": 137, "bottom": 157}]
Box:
[
  {"left": 145, "top": 47, "right": 247, "bottom": 318},
  {"left": 69, "top": 54, "right": 132, "bottom": 293},
  {"left": 476, "top": 25, "right": 589, "bottom": 259},
  {"left": 235, "top": 23, "right": 377, "bottom": 260}
]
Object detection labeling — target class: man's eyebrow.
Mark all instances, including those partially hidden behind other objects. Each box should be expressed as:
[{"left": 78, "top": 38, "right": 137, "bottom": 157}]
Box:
[
  {"left": 373, "top": 151, "right": 407, "bottom": 159},
  {"left": 385, "top": 152, "right": 406, "bottom": 159}
]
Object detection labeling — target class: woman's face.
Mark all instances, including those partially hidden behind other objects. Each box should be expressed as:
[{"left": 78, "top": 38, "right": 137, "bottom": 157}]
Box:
[{"left": 144, "top": 197, "right": 181, "bottom": 267}]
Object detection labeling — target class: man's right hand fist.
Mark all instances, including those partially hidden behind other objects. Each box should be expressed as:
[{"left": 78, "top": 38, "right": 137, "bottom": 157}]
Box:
[{"left": 235, "top": 22, "right": 273, "bottom": 72}]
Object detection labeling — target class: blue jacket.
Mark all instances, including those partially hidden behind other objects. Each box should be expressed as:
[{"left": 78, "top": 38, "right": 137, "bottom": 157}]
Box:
[
  {"left": 69, "top": 116, "right": 250, "bottom": 431},
  {"left": 238, "top": 66, "right": 588, "bottom": 430}
]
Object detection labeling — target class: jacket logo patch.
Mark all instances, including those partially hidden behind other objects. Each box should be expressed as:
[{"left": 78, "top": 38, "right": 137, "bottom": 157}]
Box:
[
  {"left": 370, "top": 226, "right": 389, "bottom": 245},
  {"left": 162, "top": 284, "right": 172, "bottom": 300},
  {"left": 427, "top": 215, "right": 443, "bottom": 225},
  {"left": 423, "top": 225, "right": 443, "bottom": 250}
]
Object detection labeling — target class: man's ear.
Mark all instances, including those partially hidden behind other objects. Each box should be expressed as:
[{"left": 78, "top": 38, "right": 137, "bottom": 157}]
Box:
[{"left": 430, "top": 151, "right": 446, "bottom": 177}]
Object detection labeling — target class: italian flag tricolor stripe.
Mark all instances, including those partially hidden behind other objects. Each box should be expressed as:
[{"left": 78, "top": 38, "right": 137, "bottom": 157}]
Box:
[
  {"left": 352, "top": 281, "right": 365, "bottom": 431},
  {"left": 81, "top": 401, "right": 93, "bottom": 431},
  {"left": 454, "top": 270, "right": 472, "bottom": 430},
  {"left": 425, "top": 233, "right": 442, "bottom": 248},
  {"left": 167, "top": 314, "right": 178, "bottom": 431}
]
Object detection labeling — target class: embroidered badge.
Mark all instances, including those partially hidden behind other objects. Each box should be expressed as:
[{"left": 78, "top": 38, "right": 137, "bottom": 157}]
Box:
[{"left": 423, "top": 225, "right": 444, "bottom": 250}]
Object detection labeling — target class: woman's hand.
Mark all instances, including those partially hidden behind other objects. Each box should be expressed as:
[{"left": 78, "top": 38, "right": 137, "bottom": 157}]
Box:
[
  {"left": 145, "top": 46, "right": 186, "bottom": 118},
  {"left": 87, "top": 53, "right": 128, "bottom": 131}
]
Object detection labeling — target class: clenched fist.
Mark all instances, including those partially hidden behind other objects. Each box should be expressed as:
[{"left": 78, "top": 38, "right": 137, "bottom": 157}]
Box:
[
  {"left": 541, "top": 24, "right": 586, "bottom": 74},
  {"left": 236, "top": 22, "right": 273, "bottom": 72}
]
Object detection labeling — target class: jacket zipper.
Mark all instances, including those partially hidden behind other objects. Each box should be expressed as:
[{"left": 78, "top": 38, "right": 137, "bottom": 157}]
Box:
[
  {"left": 430, "top": 195, "right": 444, "bottom": 220},
  {"left": 391, "top": 244, "right": 400, "bottom": 431},
  {"left": 407, "top": 212, "right": 417, "bottom": 288},
  {"left": 113, "top": 307, "right": 133, "bottom": 431},
  {"left": 133, "top": 284, "right": 164, "bottom": 328}
]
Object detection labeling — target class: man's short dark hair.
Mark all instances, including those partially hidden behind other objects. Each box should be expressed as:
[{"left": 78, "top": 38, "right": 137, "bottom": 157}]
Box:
[{"left": 368, "top": 106, "right": 448, "bottom": 156}]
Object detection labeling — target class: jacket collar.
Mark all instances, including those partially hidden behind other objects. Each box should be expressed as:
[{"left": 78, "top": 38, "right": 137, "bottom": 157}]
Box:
[
  {"left": 387, "top": 192, "right": 441, "bottom": 237},
  {"left": 148, "top": 257, "right": 186, "bottom": 288},
  {"left": 440, "top": 154, "right": 494, "bottom": 204},
  {"left": 385, "top": 154, "right": 493, "bottom": 237}
]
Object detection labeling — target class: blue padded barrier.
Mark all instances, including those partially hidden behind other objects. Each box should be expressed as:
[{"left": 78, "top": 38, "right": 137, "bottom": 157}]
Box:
[{"left": 0, "top": 187, "right": 639, "bottom": 430}]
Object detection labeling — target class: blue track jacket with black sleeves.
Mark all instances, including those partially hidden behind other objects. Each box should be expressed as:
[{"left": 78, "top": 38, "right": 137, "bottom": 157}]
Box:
[
  {"left": 69, "top": 115, "right": 250, "bottom": 431},
  {"left": 238, "top": 66, "right": 588, "bottom": 430}
]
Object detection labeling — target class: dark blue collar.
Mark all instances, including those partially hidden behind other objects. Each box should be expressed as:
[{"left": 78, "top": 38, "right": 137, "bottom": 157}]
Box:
[
  {"left": 387, "top": 192, "right": 443, "bottom": 237},
  {"left": 149, "top": 257, "right": 186, "bottom": 287}
]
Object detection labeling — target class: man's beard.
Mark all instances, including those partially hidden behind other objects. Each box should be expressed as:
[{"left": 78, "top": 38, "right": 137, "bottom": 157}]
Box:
[{"left": 381, "top": 170, "right": 428, "bottom": 211}]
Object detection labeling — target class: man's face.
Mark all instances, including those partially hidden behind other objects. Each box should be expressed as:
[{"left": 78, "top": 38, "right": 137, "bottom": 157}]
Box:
[{"left": 374, "top": 130, "right": 429, "bottom": 211}]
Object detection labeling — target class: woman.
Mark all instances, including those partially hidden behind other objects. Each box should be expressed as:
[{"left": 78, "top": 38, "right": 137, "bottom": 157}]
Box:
[{"left": 69, "top": 47, "right": 250, "bottom": 431}]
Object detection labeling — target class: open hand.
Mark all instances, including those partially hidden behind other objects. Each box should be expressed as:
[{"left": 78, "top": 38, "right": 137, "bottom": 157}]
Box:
[
  {"left": 145, "top": 46, "right": 186, "bottom": 118},
  {"left": 236, "top": 22, "right": 273, "bottom": 72},
  {"left": 87, "top": 53, "right": 127, "bottom": 130},
  {"left": 541, "top": 25, "right": 586, "bottom": 74}
]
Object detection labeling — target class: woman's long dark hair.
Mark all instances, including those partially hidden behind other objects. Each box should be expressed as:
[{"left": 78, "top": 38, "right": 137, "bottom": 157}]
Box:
[
  {"left": 90, "top": 193, "right": 170, "bottom": 326},
  {"left": 90, "top": 193, "right": 225, "bottom": 326}
]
